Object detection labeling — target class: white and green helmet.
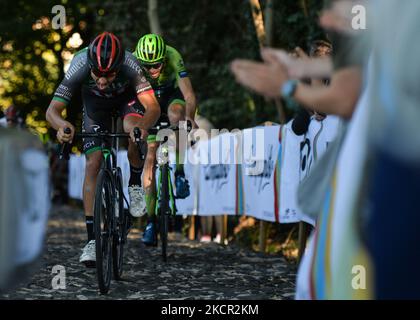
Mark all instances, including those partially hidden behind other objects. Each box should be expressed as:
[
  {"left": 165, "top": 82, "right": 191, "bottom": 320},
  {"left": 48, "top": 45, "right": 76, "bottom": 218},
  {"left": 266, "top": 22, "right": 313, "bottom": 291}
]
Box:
[{"left": 134, "top": 33, "right": 167, "bottom": 63}]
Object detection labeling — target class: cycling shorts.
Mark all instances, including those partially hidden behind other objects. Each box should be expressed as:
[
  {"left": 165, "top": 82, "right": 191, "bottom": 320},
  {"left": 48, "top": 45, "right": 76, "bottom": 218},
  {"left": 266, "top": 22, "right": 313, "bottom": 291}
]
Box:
[{"left": 81, "top": 89, "right": 144, "bottom": 154}]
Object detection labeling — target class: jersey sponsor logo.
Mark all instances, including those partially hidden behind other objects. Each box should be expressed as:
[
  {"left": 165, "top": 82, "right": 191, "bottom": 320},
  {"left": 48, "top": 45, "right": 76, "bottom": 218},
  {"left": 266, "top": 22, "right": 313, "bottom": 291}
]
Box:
[
  {"left": 124, "top": 55, "right": 142, "bottom": 74},
  {"left": 137, "top": 86, "right": 153, "bottom": 95},
  {"left": 65, "top": 55, "right": 86, "bottom": 80},
  {"left": 83, "top": 141, "right": 96, "bottom": 150},
  {"left": 90, "top": 125, "right": 100, "bottom": 132},
  {"left": 54, "top": 84, "right": 72, "bottom": 100}
]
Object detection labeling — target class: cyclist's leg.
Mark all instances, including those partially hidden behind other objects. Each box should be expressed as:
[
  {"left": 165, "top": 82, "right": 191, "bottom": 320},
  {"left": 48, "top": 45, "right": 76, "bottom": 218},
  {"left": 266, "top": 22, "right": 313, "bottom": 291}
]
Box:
[
  {"left": 80, "top": 102, "right": 111, "bottom": 265},
  {"left": 167, "top": 101, "right": 186, "bottom": 125},
  {"left": 141, "top": 111, "right": 172, "bottom": 244},
  {"left": 83, "top": 151, "right": 102, "bottom": 221},
  {"left": 80, "top": 150, "right": 102, "bottom": 266},
  {"left": 82, "top": 103, "right": 108, "bottom": 227},
  {"left": 143, "top": 140, "right": 158, "bottom": 216},
  {"left": 167, "top": 90, "right": 187, "bottom": 175},
  {"left": 142, "top": 139, "right": 159, "bottom": 245},
  {"left": 120, "top": 93, "right": 146, "bottom": 172},
  {"left": 167, "top": 93, "right": 190, "bottom": 200},
  {"left": 120, "top": 94, "right": 148, "bottom": 217},
  {"left": 128, "top": 90, "right": 165, "bottom": 221}
]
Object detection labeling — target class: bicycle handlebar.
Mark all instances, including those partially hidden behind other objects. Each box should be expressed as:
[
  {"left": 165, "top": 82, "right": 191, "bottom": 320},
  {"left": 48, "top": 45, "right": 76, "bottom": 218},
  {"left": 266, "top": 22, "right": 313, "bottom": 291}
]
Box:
[
  {"left": 75, "top": 132, "right": 131, "bottom": 138},
  {"left": 58, "top": 128, "right": 140, "bottom": 160},
  {"left": 148, "top": 120, "right": 192, "bottom": 132},
  {"left": 58, "top": 120, "right": 193, "bottom": 160},
  {"left": 59, "top": 128, "right": 72, "bottom": 160}
]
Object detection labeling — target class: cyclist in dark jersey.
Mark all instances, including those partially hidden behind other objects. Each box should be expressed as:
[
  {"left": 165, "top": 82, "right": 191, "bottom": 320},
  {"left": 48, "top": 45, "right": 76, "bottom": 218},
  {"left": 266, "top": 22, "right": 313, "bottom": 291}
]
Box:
[
  {"left": 46, "top": 32, "right": 161, "bottom": 266},
  {"left": 133, "top": 34, "right": 198, "bottom": 245}
]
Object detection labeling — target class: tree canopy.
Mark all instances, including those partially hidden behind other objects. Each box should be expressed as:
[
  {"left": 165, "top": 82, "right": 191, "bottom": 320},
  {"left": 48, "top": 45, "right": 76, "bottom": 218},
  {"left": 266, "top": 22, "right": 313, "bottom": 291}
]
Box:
[{"left": 0, "top": 0, "right": 325, "bottom": 136}]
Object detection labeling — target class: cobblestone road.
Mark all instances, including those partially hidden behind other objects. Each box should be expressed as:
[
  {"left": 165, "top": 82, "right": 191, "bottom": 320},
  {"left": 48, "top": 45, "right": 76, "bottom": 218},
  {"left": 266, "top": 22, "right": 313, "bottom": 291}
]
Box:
[{"left": 1, "top": 205, "right": 296, "bottom": 300}]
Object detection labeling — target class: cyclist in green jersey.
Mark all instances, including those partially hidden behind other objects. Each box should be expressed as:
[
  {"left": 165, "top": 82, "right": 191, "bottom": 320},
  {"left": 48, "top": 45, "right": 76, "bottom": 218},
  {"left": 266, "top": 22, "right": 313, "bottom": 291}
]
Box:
[{"left": 133, "top": 33, "right": 198, "bottom": 245}]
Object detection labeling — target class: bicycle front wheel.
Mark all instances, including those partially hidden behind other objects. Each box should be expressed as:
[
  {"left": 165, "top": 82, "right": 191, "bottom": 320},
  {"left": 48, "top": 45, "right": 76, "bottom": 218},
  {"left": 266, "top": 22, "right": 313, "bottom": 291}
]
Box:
[
  {"left": 112, "top": 169, "right": 127, "bottom": 280},
  {"left": 159, "top": 165, "right": 170, "bottom": 262},
  {"left": 94, "top": 169, "right": 114, "bottom": 294}
]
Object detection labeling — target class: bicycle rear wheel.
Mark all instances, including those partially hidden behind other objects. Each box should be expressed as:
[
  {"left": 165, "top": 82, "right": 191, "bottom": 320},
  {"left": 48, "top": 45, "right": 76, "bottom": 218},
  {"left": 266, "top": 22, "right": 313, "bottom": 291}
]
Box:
[
  {"left": 112, "top": 169, "right": 127, "bottom": 280},
  {"left": 160, "top": 210, "right": 169, "bottom": 262},
  {"left": 94, "top": 169, "right": 114, "bottom": 294}
]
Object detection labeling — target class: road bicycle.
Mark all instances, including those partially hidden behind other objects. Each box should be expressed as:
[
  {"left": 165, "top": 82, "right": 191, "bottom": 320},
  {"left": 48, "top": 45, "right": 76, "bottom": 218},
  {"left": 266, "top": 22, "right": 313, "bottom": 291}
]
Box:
[
  {"left": 134, "top": 120, "right": 192, "bottom": 262},
  {"left": 61, "top": 112, "right": 142, "bottom": 294}
]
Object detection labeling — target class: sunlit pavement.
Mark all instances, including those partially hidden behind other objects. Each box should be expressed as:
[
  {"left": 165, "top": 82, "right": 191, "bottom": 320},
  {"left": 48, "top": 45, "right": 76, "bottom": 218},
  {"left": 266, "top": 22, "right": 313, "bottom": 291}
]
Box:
[{"left": 0, "top": 205, "right": 296, "bottom": 300}]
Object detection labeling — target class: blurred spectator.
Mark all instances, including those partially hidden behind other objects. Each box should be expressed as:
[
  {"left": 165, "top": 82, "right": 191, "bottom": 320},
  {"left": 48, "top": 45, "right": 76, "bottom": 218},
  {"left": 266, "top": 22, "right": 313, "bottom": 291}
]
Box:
[
  {"left": 4, "top": 105, "right": 24, "bottom": 129},
  {"left": 0, "top": 127, "right": 50, "bottom": 292},
  {"left": 363, "top": 0, "right": 420, "bottom": 299},
  {"left": 231, "top": 0, "right": 371, "bottom": 300},
  {"left": 291, "top": 40, "right": 333, "bottom": 135},
  {"left": 230, "top": 4, "right": 367, "bottom": 222},
  {"left": 0, "top": 110, "right": 6, "bottom": 128}
]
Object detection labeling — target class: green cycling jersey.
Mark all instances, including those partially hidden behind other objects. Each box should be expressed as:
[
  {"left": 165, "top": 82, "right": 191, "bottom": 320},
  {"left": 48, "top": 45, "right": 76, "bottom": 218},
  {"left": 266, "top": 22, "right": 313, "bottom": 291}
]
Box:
[{"left": 135, "top": 45, "right": 188, "bottom": 92}]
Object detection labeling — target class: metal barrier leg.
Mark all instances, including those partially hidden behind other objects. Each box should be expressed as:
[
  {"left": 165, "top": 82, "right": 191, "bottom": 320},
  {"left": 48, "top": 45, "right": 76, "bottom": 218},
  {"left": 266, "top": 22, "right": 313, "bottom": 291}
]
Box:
[{"left": 259, "top": 220, "right": 268, "bottom": 253}]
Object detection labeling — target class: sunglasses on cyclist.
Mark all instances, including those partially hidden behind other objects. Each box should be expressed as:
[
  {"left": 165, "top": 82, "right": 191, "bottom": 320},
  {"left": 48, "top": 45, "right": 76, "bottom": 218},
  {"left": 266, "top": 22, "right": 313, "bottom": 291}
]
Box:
[
  {"left": 91, "top": 69, "right": 117, "bottom": 78},
  {"left": 143, "top": 62, "right": 163, "bottom": 70}
]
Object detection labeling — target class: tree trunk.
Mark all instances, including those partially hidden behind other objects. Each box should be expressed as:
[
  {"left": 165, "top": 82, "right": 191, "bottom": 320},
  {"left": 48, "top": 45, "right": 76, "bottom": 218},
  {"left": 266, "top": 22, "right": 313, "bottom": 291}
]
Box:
[
  {"left": 148, "top": 0, "right": 162, "bottom": 35},
  {"left": 262, "top": 0, "right": 286, "bottom": 124},
  {"left": 221, "top": 215, "right": 228, "bottom": 246},
  {"left": 249, "top": 0, "right": 266, "bottom": 48},
  {"left": 264, "top": 0, "right": 274, "bottom": 47},
  {"left": 250, "top": 0, "right": 282, "bottom": 254},
  {"left": 300, "top": 0, "right": 309, "bottom": 18},
  {"left": 298, "top": 222, "right": 309, "bottom": 263}
]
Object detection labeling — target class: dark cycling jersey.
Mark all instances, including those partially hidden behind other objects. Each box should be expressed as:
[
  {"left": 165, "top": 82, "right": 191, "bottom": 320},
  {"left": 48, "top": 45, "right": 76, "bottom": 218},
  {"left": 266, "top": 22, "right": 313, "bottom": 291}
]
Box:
[
  {"left": 51, "top": 47, "right": 154, "bottom": 154},
  {"left": 53, "top": 47, "right": 153, "bottom": 105}
]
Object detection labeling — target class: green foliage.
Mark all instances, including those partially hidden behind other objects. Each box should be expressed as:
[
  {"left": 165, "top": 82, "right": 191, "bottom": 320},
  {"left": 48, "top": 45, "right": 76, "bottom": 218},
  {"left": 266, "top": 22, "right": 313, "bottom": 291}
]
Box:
[
  {"left": 0, "top": 0, "right": 325, "bottom": 133},
  {"left": 0, "top": 0, "right": 96, "bottom": 134},
  {"left": 272, "top": 0, "right": 325, "bottom": 51}
]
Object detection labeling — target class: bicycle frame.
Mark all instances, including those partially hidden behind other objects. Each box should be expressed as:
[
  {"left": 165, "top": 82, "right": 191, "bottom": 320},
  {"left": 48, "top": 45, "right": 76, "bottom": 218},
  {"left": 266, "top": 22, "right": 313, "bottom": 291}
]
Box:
[
  {"left": 155, "top": 143, "right": 176, "bottom": 216},
  {"left": 76, "top": 117, "right": 131, "bottom": 207},
  {"left": 60, "top": 113, "right": 140, "bottom": 293}
]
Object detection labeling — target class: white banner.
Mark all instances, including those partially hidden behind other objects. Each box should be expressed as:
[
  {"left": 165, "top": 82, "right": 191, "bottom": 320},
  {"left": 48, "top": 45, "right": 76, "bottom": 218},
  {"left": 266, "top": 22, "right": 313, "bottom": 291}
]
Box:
[
  {"left": 196, "top": 132, "right": 239, "bottom": 215},
  {"left": 299, "top": 116, "right": 340, "bottom": 226},
  {"left": 242, "top": 126, "right": 280, "bottom": 222},
  {"left": 279, "top": 123, "right": 303, "bottom": 224},
  {"left": 67, "top": 118, "right": 339, "bottom": 224}
]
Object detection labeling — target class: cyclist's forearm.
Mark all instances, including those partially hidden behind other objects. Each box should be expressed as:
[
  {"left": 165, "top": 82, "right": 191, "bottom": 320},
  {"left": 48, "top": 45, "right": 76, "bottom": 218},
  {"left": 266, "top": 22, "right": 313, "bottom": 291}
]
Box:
[
  {"left": 142, "top": 107, "right": 161, "bottom": 129},
  {"left": 137, "top": 93, "right": 161, "bottom": 129},
  {"left": 178, "top": 77, "right": 197, "bottom": 119},
  {"left": 46, "top": 100, "right": 69, "bottom": 130},
  {"left": 185, "top": 97, "right": 197, "bottom": 120}
]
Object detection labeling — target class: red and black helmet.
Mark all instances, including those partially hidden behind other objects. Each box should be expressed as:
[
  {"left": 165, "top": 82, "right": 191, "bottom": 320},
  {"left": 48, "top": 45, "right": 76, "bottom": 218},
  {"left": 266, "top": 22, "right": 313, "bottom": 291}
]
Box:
[{"left": 87, "top": 32, "right": 124, "bottom": 76}]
